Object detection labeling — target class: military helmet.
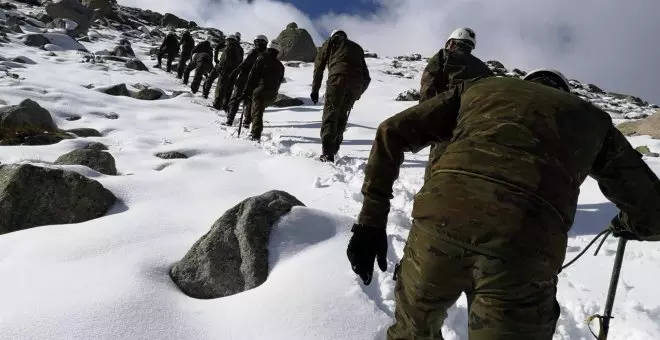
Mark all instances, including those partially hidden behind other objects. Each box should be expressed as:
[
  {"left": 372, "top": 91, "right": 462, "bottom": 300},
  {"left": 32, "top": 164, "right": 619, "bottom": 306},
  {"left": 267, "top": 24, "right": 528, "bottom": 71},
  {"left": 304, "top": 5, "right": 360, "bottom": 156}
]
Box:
[
  {"left": 330, "top": 29, "right": 347, "bottom": 38},
  {"left": 267, "top": 41, "right": 281, "bottom": 52},
  {"left": 446, "top": 27, "right": 476, "bottom": 48},
  {"left": 235, "top": 32, "right": 241, "bottom": 40},
  {"left": 523, "top": 68, "right": 571, "bottom": 92},
  {"left": 227, "top": 34, "right": 238, "bottom": 41},
  {"left": 254, "top": 34, "right": 268, "bottom": 43}
]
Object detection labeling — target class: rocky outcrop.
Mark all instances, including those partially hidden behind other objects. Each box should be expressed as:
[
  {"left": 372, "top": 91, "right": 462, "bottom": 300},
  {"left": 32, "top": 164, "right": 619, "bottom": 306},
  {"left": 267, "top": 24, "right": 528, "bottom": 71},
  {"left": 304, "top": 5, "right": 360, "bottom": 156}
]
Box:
[
  {"left": 45, "top": 0, "right": 94, "bottom": 36},
  {"left": 170, "top": 190, "right": 305, "bottom": 299},
  {"left": 273, "top": 22, "right": 317, "bottom": 62},
  {"left": 54, "top": 149, "right": 117, "bottom": 175},
  {"left": 160, "top": 13, "right": 188, "bottom": 28},
  {"left": 395, "top": 89, "right": 421, "bottom": 102},
  {"left": 0, "top": 164, "right": 116, "bottom": 235},
  {"left": 125, "top": 58, "right": 147, "bottom": 71}
]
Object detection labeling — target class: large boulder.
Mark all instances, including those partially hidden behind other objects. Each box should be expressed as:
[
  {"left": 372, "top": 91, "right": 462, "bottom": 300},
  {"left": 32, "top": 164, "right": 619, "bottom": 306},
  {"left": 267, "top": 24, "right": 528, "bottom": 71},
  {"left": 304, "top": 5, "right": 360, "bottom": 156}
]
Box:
[
  {"left": 270, "top": 94, "right": 304, "bottom": 107},
  {"left": 133, "top": 88, "right": 164, "bottom": 100},
  {"left": 45, "top": 0, "right": 94, "bottom": 36},
  {"left": 617, "top": 111, "right": 660, "bottom": 138},
  {"left": 160, "top": 13, "right": 188, "bottom": 29},
  {"left": 23, "top": 33, "right": 87, "bottom": 51},
  {"left": 137, "top": 10, "right": 162, "bottom": 26},
  {"left": 125, "top": 58, "right": 148, "bottom": 71},
  {"left": 54, "top": 149, "right": 117, "bottom": 175},
  {"left": 0, "top": 163, "right": 116, "bottom": 235},
  {"left": 81, "top": 0, "right": 114, "bottom": 17},
  {"left": 170, "top": 190, "right": 305, "bottom": 299},
  {"left": 0, "top": 99, "right": 57, "bottom": 132},
  {"left": 273, "top": 22, "right": 317, "bottom": 62}
]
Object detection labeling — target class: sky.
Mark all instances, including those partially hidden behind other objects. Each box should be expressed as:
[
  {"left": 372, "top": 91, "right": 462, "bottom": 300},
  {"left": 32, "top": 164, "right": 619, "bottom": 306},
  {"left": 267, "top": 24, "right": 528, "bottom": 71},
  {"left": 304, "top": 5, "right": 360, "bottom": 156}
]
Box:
[{"left": 118, "top": 0, "right": 660, "bottom": 105}]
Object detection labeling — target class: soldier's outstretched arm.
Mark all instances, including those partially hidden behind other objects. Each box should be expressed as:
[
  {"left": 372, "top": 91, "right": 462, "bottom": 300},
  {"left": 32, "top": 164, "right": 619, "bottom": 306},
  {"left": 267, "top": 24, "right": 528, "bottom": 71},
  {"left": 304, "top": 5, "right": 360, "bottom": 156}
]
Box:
[
  {"left": 590, "top": 126, "right": 660, "bottom": 241},
  {"left": 243, "top": 58, "right": 263, "bottom": 97},
  {"left": 360, "top": 56, "right": 371, "bottom": 95},
  {"left": 357, "top": 87, "right": 462, "bottom": 227},
  {"left": 419, "top": 52, "right": 442, "bottom": 103},
  {"left": 311, "top": 41, "right": 330, "bottom": 93}
]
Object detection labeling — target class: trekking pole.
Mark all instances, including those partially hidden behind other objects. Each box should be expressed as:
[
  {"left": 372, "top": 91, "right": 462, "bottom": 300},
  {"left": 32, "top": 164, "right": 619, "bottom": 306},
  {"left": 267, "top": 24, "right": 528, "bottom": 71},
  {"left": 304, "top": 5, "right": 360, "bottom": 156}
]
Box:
[
  {"left": 237, "top": 102, "right": 245, "bottom": 137},
  {"left": 586, "top": 238, "right": 627, "bottom": 340}
]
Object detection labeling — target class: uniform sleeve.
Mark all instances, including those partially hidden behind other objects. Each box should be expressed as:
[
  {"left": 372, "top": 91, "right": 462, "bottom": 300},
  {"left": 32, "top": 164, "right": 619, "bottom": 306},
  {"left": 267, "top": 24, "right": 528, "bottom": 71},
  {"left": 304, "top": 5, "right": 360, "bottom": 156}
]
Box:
[
  {"left": 590, "top": 126, "right": 660, "bottom": 241},
  {"left": 357, "top": 86, "right": 462, "bottom": 228},
  {"left": 243, "top": 58, "right": 263, "bottom": 96},
  {"left": 237, "top": 50, "right": 258, "bottom": 74},
  {"left": 311, "top": 40, "right": 331, "bottom": 93},
  {"left": 419, "top": 52, "right": 442, "bottom": 103},
  {"left": 360, "top": 55, "right": 371, "bottom": 95},
  {"left": 214, "top": 44, "right": 221, "bottom": 64}
]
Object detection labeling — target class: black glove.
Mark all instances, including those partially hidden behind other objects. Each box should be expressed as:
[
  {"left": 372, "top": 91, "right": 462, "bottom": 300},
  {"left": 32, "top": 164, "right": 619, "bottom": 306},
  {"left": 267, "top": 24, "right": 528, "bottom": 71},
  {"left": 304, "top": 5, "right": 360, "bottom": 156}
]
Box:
[
  {"left": 608, "top": 216, "right": 641, "bottom": 241},
  {"left": 310, "top": 91, "right": 319, "bottom": 104},
  {"left": 346, "top": 223, "right": 388, "bottom": 285}
]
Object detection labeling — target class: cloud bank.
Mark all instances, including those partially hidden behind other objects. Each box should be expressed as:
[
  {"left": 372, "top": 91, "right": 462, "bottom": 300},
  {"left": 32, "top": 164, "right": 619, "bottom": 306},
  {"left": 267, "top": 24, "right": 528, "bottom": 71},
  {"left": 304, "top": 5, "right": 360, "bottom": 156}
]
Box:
[{"left": 118, "top": 0, "right": 660, "bottom": 104}]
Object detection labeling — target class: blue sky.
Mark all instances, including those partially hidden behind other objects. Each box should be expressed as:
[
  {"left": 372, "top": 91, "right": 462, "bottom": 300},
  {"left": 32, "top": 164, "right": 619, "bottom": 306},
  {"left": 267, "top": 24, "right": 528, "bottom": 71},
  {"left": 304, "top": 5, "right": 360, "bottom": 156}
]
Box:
[{"left": 281, "top": 0, "right": 378, "bottom": 18}]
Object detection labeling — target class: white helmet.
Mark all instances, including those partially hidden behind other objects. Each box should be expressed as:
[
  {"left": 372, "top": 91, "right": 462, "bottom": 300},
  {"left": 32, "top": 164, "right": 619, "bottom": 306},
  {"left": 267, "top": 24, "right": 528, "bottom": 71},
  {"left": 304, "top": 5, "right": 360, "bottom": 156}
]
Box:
[
  {"left": 254, "top": 35, "right": 268, "bottom": 43},
  {"left": 446, "top": 27, "right": 476, "bottom": 47},
  {"left": 227, "top": 34, "right": 238, "bottom": 41},
  {"left": 331, "top": 29, "right": 346, "bottom": 38},
  {"left": 267, "top": 41, "right": 280, "bottom": 52},
  {"left": 523, "top": 68, "right": 571, "bottom": 92}
]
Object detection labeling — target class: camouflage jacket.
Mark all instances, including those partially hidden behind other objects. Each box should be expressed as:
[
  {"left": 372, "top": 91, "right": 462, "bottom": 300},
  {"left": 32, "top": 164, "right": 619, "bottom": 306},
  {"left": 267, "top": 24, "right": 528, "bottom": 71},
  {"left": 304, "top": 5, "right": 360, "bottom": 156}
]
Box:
[
  {"left": 180, "top": 32, "right": 195, "bottom": 59},
  {"left": 419, "top": 48, "right": 493, "bottom": 103},
  {"left": 214, "top": 40, "right": 227, "bottom": 64},
  {"left": 191, "top": 41, "right": 213, "bottom": 58},
  {"left": 312, "top": 35, "right": 371, "bottom": 94},
  {"left": 217, "top": 40, "right": 244, "bottom": 73},
  {"left": 358, "top": 76, "right": 660, "bottom": 242},
  {"left": 244, "top": 51, "right": 284, "bottom": 97},
  {"left": 234, "top": 46, "right": 267, "bottom": 86},
  {"left": 160, "top": 33, "right": 179, "bottom": 53}
]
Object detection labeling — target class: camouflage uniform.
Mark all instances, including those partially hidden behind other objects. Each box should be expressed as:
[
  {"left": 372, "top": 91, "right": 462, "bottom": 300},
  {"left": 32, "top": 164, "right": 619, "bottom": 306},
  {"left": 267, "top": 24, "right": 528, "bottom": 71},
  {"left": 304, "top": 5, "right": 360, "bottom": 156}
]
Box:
[
  {"left": 356, "top": 76, "right": 660, "bottom": 339},
  {"left": 242, "top": 49, "right": 284, "bottom": 141},
  {"left": 226, "top": 43, "right": 267, "bottom": 126},
  {"left": 419, "top": 48, "right": 493, "bottom": 181},
  {"left": 191, "top": 40, "right": 213, "bottom": 58},
  {"left": 312, "top": 34, "right": 371, "bottom": 158},
  {"left": 203, "top": 39, "right": 244, "bottom": 109},
  {"left": 157, "top": 33, "right": 179, "bottom": 72},
  {"left": 183, "top": 53, "right": 213, "bottom": 94},
  {"left": 176, "top": 31, "right": 195, "bottom": 79}
]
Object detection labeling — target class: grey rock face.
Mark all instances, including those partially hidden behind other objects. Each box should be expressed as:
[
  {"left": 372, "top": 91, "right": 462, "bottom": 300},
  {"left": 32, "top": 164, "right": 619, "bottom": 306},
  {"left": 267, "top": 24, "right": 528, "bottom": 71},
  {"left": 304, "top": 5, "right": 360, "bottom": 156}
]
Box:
[
  {"left": 273, "top": 22, "right": 317, "bottom": 62},
  {"left": 97, "top": 83, "right": 130, "bottom": 97},
  {"left": 0, "top": 99, "right": 57, "bottom": 132},
  {"left": 54, "top": 149, "right": 117, "bottom": 175},
  {"left": 395, "top": 89, "right": 421, "bottom": 102},
  {"left": 23, "top": 34, "right": 50, "bottom": 47},
  {"left": 160, "top": 13, "right": 188, "bottom": 29},
  {"left": 125, "top": 58, "right": 147, "bottom": 71},
  {"left": 0, "top": 164, "right": 116, "bottom": 235},
  {"left": 270, "top": 94, "right": 304, "bottom": 108},
  {"left": 133, "top": 88, "right": 163, "bottom": 100},
  {"left": 84, "top": 142, "right": 108, "bottom": 150},
  {"left": 155, "top": 151, "right": 187, "bottom": 159},
  {"left": 45, "top": 0, "right": 94, "bottom": 36},
  {"left": 66, "top": 127, "right": 102, "bottom": 137},
  {"left": 170, "top": 190, "right": 305, "bottom": 299}
]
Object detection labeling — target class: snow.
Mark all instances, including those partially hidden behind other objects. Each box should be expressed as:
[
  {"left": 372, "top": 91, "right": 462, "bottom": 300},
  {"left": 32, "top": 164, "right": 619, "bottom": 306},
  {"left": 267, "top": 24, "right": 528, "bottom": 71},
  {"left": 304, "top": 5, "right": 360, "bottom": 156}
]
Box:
[{"left": 1, "top": 3, "right": 660, "bottom": 340}]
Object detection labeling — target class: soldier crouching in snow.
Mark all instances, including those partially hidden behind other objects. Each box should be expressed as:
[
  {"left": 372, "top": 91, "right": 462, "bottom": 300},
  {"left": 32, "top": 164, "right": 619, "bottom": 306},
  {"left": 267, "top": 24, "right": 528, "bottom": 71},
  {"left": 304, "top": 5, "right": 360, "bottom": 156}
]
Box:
[
  {"left": 183, "top": 52, "right": 214, "bottom": 94},
  {"left": 347, "top": 69, "right": 660, "bottom": 339}
]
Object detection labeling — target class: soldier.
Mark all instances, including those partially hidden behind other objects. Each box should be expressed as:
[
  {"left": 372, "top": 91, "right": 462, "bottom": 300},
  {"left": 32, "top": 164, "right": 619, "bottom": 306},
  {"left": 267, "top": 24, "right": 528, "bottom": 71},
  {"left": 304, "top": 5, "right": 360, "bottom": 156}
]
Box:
[
  {"left": 176, "top": 30, "right": 195, "bottom": 79},
  {"left": 202, "top": 34, "right": 244, "bottom": 110},
  {"left": 156, "top": 31, "right": 179, "bottom": 73},
  {"left": 191, "top": 38, "right": 213, "bottom": 58},
  {"left": 225, "top": 34, "right": 269, "bottom": 127},
  {"left": 346, "top": 69, "right": 660, "bottom": 339},
  {"left": 420, "top": 27, "right": 493, "bottom": 181},
  {"left": 183, "top": 52, "right": 214, "bottom": 94},
  {"left": 311, "top": 29, "right": 371, "bottom": 163},
  {"left": 239, "top": 41, "right": 284, "bottom": 142}
]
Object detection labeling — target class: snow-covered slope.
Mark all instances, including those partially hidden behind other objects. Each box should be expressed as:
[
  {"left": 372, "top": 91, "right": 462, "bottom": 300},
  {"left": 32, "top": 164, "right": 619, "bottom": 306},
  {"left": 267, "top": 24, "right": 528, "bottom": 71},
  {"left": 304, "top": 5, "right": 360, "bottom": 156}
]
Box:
[{"left": 1, "top": 2, "right": 660, "bottom": 340}]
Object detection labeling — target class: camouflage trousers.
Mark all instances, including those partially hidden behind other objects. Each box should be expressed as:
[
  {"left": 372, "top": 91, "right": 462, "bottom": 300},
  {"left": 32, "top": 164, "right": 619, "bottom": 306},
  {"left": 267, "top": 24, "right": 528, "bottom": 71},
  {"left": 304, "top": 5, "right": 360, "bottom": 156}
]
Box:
[
  {"left": 321, "top": 75, "right": 363, "bottom": 156},
  {"left": 176, "top": 53, "right": 192, "bottom": 78},
  {"left": 226, "top": 78, "right": 249, "bottom": 125},
  {"left": 249, "top": 89, "right": 277, "bottom": 139},
  {"left": 157, "top": 50, "right": 176, "bottom": 73},
  {"left": 184, "top": 56, "right": 213, "bottom": 94},
  {"left": 388, "top": 219, "right": 561, "bottom": 340},
  {"left": 213, "top": 68, "right": 239, "bottom": 110}
]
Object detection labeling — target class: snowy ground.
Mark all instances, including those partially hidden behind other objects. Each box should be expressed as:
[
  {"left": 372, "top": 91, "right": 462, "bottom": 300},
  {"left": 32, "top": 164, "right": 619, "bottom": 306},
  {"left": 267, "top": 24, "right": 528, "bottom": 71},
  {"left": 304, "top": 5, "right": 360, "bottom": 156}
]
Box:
[{"left": 1, "top": 4, "right": 660, "bottom": 340}]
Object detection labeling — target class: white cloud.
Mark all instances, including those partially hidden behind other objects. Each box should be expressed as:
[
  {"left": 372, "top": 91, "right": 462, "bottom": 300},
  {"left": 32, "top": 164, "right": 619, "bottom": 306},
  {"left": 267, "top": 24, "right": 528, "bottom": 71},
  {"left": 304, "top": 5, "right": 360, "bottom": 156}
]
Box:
[{"left": 118, "top": 0, "right": 660, "bottom": 104}]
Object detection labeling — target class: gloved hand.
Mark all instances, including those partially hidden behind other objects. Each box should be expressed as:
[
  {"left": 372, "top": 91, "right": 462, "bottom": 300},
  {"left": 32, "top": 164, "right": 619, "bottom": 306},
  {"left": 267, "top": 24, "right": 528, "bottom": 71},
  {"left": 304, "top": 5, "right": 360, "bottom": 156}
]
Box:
[
  {"left": 346, "top": 223, "right": 388, "bottom": 285},
  {"left": 310, "top": 91, "right": 319, "bottom": 104},
  {"left": 608, "top": 216, "right": 641, "bottom": 241}
]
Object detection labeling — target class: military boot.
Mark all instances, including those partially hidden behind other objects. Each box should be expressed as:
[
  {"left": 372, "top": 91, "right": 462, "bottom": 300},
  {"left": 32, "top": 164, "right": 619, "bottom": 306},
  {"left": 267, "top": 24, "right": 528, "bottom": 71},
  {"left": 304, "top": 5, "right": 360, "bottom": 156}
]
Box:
[{"left": 319, "top": 154, "right": 335, "bottom": 163}]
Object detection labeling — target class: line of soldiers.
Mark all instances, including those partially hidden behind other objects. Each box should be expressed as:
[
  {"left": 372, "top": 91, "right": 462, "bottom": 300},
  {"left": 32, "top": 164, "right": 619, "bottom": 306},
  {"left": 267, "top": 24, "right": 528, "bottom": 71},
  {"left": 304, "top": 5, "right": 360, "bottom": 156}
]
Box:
[
  {"left": 343, "top": 26, "right": 660, "bottom": 340},
  {"left": 156, "top": 29, "right": 284, "bottom": 142}
]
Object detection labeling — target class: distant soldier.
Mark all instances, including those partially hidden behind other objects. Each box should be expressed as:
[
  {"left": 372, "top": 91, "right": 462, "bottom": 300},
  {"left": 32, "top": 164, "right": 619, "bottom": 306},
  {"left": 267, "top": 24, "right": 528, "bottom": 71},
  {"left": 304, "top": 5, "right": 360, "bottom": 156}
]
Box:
[
  {"left": 156, "top": 31, "right": 179, "bottom": 73},
  {"left": 202, "top": 34, "right": 244, "bottom": 111},
  {"left": 176, "top": 30, "right": 195, "bottom": 79},
  {"left": 420, "top": 27, "right": 493, "bottom": 181},
  {"left": 183, "top": 52, "right": 214, "bottom": 94},
  {"left": 239, "top": 41, "right": 285, "bottom": 141},
  {"left": 225, "top": 34, "right": 269, "bottom": 127},
  {"left": 311, "top": 29, "right": 371, "bottom": 163}
]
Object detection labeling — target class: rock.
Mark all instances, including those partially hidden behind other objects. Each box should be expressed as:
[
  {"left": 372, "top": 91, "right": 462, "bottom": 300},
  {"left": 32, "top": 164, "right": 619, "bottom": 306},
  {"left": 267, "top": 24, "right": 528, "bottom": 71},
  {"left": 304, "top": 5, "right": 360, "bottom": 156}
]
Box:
[
  {"left": 270, "top": 94, "right": 304, "bottom": 107},
  {"left": 54, "top": 149, "right": 117, "bottom": 175},
  {"left": 46, "top": 17, "right": 79, "bottom": 34},
  {"left": 396, "top": 89, "right": 421, "bottom": 101},
  {"left": 24, "top": 33, "right": 87, "bottom": 51},
  {"left": 395, "top": 54, "right": 422, "bottom": 62},
  {"left": 188, "top": 21, "right": 197, "bottom": 28},
  {"left": 81, "top": 0, "right": 113, "bottom": 17},
  {"left": 125, "top": 58, "right": 147, "bottom": 71},
  {"left": 10, "top": 24, "right": 23, "bottom": 33},
  {"left": 137, "top": 10, "right": 162, "bottom": 26},
  {"left": 104, "top": 112, "right": 119, "bottom": 119},
  {"left": 273, "top": 22, "right": 317, "bottom": 62},
  {"left": 11, "top": 56, "right": 36, "bottom": 64},
  {"left": 133, "top": 88, "right": 164, "bottom": 100},
  {"left": 364, "top": 52, "right": 378, "bottom": 58},
  {"left": 284, "top": 61, "right": 301, "bottom": 68},
  {"left": 23, "top": 34, "right": 49, "bottom": 47},
  {"left": 0, "top": 163, "right": 116, "bottom": 235},
  {"left": 0, "top": 2, "right": 17, "bottom": 10},
  {"left": 486, "top": 60, "right": 505, "bottom": 69},
  {"left": 84, "top": 141, "right": 108, "bottom": 150},
  {"left": 155, "top": 151, "right": 187, "bottom": 159},
  {"left": 170, "top": 190, "right": 305, "bottom": 299},
  {"left": 45, "top": 0, "right": 94, "bottom": 36},
  {"left": 587, "top": 84, "right": 603, "bottom": 93},
  {"left": 160, "top": 13, "right": 188, "bottom": 28},
  {"left": 608, "top": 92, "right": 647, "bottom": 106},
  {"left": 15, "top": 0, "right": 41, "bottom": 5},
  {"left": 64, "top": 115, "right": 81, "bottom": 121},
  {"left": 118, "top": 37, "right": 130, "bottom": 46},
  {"left": 617, "top": 113, "right": 660, "bottom": 138},
  {"left": 97, "top": 83, "right": 130, "bottom": 97},
  {"left": 66, "top": 127, "right": 102, "bottom": 137},
  {"left": 36, "top": 13, "right": 51, "bottom": 23},
  {"left": 0, "top": 99, "right": 57, "bottom": 132},
  {"left": 171, "top": 91, "right": 187, "bottom": 97}
]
